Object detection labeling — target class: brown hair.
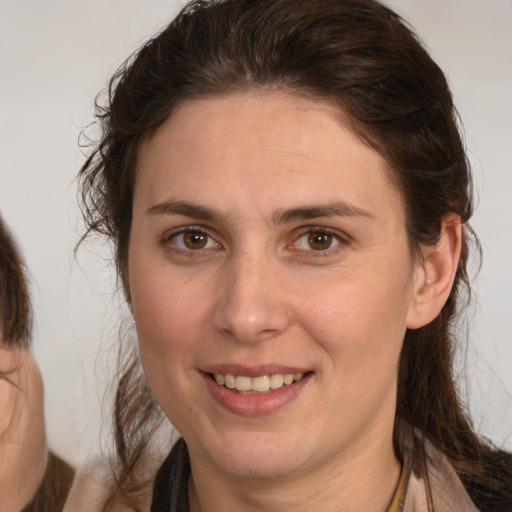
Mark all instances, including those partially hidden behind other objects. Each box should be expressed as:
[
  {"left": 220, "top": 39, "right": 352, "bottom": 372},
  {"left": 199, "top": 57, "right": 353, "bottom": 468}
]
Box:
[
  {"left": 0, "top": 216, "right": 31, "bottom": 347},
  {"left": 0, "top": 216, "right": 75, "bottom": 510},
  {"left": 78, "top": 0, "right": 512, "bottom": 510},
  {"left": 22, "top": 452, "right": 75, "bottom": 512}
]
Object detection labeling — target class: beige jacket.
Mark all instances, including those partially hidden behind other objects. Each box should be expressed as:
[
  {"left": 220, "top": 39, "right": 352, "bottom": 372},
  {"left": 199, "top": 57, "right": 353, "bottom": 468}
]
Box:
[
  {"left": 63, "top": 458, "right": 152, "bottom": 512},
  {"left": 63, "top": 440, "right": 479, "bottom": 512},
  {"left": 403, "top": 450, "right": 478, "bottom": 512}
]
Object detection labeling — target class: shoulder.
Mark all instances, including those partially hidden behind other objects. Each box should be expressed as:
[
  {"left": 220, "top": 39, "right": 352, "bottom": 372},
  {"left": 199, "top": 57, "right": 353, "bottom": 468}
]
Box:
[
  {"left": 428, "top": 453, "right": 480, "bottom": 512},
  {"left": 403, "top": 435, "right": 480, "bottom": 512},
  {"left": 63, "top": 458, "right": 151, "bottom": 512},
  {"left": 63, "top": 458, "right": 115, "bottom": 512}
]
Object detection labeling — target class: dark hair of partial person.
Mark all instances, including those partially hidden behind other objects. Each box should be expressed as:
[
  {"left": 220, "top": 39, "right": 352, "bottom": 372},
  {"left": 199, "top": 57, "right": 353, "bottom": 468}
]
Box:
[
  {"left": 21, "top": 452, "right": 75, "bottom": 512},
  {"left": 0, "top": 216, "right": 31, "bottom": 347},
  {"left": 77, "top": 0, "right": 512, "bottom": 510},
  {"left": 0, "top": 215, "right": 75, "bottom": 510}
]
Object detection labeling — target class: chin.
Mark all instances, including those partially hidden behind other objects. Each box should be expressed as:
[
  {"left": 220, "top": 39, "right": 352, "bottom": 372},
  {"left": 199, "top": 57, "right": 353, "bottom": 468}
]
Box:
[
  {"left": 197, "top": 429, "right": 309, "bottom": 480},
  {"left": 219, "top": 454, "right": 303, "bottom": 481}
]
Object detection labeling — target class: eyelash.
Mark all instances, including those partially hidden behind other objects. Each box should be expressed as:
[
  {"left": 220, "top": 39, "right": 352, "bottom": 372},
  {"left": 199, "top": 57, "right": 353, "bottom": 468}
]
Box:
[{"left": 161, "top": 225, "right": 349, "bottom": 258}]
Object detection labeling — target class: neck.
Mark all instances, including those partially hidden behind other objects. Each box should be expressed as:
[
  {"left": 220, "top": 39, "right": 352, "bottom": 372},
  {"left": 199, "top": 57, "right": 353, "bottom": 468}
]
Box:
[{"left": 188, "top": 424, "right": 401, "bottom": 512}]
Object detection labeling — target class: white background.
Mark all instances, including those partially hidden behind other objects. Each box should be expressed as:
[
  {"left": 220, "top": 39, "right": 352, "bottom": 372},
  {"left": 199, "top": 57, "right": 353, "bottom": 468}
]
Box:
[{"left": 0, "top": 0, "right": 510, "bottom": 465}]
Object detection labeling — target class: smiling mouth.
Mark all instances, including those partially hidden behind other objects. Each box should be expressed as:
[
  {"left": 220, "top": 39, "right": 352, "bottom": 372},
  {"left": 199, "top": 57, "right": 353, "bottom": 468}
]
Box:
[{"left": 211, "top": 372, "right": 307, "bottom": 394}]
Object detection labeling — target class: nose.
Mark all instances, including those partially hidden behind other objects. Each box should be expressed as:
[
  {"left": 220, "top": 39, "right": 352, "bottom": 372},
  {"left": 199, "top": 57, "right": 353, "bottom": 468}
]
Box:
[{"left": 212, "top": 255, "right": 291, "bottom": 344}]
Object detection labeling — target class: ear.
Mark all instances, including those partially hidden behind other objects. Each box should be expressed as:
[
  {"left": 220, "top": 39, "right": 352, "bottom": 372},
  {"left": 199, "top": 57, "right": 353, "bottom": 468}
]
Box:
[{"left": 406, "top": 213, "right": 462, "bottom": 329}]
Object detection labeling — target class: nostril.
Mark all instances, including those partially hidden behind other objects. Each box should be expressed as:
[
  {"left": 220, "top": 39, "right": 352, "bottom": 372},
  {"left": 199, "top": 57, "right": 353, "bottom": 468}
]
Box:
[{"left": 212, "top": 301, "right": 292, "bottom": 344}]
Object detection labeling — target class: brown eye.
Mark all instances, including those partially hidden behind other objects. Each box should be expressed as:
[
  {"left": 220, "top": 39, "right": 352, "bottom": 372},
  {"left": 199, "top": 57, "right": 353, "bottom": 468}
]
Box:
[
  {"left": 294, "top": 228, "right": 343, "bottom": 253},
  {"left": 308, "top": 232, "right": 333, "bottom": 251},
  {"left": 167, "top": 228, "right": 219, "bottom": 254},
  {"left": 183, "top": 231, "right": 208, "bottom": 249}
]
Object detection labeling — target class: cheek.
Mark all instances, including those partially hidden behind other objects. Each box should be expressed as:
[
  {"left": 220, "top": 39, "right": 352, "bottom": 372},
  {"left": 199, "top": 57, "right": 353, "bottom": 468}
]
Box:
[
  {"left": 130, "top": 252, "right": 204, "bottom": 332},
  {"left": 135, "top": 289, "right": 197, "bottom": 359},
  {"left": 297, "top": 264, "right": 413, "bottom": 374},
  {"left": 131, "top": 267, "right": 213, "bottom": 386}
]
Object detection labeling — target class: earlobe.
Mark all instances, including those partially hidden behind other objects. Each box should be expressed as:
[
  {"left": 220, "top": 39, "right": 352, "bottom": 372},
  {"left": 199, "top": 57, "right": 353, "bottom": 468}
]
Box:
[{"left": 406, "top": 214, "right": 462, "bottom": 329}]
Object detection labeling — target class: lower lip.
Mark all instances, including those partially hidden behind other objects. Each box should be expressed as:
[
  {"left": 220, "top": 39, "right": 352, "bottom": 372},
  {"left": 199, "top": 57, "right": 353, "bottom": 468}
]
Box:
[{"left": 202, "top": 373, "right": 312, "bottom": 416}]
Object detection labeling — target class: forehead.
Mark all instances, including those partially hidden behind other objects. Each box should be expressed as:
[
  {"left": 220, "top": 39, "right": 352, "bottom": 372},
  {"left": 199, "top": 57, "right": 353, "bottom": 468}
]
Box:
[{"left": 135, "top": 92, "right": 404, "bottom": 221}]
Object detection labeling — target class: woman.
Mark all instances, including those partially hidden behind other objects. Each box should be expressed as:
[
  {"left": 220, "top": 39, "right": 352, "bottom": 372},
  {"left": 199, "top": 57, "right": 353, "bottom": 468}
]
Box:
[
  {"left": 0, "top": 216, "right": 74, "bottom": 511},
  {"left": 71, "top": 0, "right": 512, "bottom": 510}
]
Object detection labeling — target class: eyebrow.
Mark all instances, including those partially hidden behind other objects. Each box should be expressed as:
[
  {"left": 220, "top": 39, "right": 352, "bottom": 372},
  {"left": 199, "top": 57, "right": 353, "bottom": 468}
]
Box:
[
  {"left": 146, "top": 200, "right": 220, "bottom": 221},
  {"left": 272, "top": 202, "right": 375, "bottom": 224},
  {"left": 146, "top": 200, "right": 375, "bottom": 224}
]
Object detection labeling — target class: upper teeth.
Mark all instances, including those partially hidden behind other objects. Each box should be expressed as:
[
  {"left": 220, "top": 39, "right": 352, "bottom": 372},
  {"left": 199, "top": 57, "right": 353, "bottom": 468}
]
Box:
[{"left": 214, "top": 373, "right": 304, "bottom": 393}]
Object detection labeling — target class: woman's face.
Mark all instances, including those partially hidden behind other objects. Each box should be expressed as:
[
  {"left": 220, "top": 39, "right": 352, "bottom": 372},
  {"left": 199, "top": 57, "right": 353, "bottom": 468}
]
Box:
[{"left": 128, "top": 92, "right": 422, "bottom": 481}]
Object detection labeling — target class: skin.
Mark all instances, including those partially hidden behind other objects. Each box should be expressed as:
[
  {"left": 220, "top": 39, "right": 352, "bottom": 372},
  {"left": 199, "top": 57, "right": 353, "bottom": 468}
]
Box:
[
  {"left": 127, "top": 92, "right": 461, "bottom": 511},
  {"left": 0, "top": 344, "right": 47, "bottom": 512}
]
